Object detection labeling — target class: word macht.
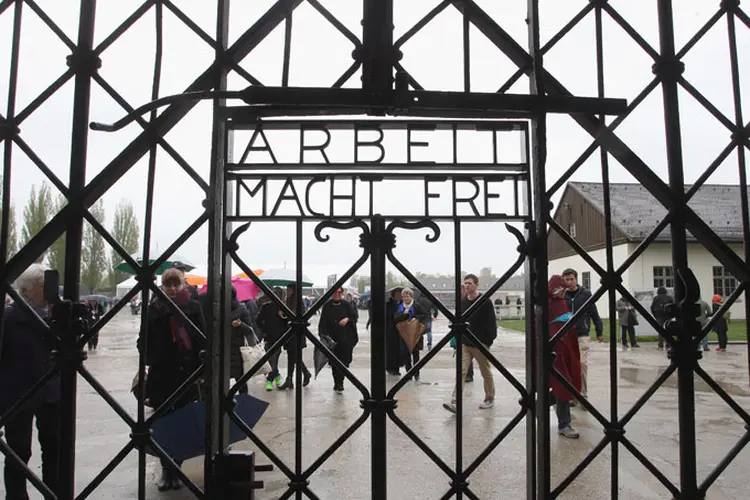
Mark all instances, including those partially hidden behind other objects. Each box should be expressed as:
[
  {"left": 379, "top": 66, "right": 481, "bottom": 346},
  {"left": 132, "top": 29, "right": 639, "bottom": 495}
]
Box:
[{"left": 234, "top": 175, "right": 525, "bottom": 218}]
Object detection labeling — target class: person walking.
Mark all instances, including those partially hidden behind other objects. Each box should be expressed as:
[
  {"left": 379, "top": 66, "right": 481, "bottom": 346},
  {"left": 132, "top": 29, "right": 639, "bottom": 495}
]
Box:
[
  {"left": 697, "top": 298, "right": 713, "bottom": 352},
  {"left": 562, "top": 268, "right": 603, "bottom": 406},
  {"left": 229, "top": 288, "right": 253, "bottom": 395},
  {"left": 443, "top": 274, "right": 497, "bottom": 413},
  {"left": 367, "top": 287, "right": 404, "bottom": 376},
  {"left": 137, "top": 269, "right": 205, "bottom": 491},
  {"left": 280, "top": 284, "right": 311, "bottom": 389},
  {"left": 548, "top": 275, "right": 582, "bottom": 438},
  {"left": 416, "top": 292, "right": 438, "bottom": 350},
  {"left": 257, "top": 288, "right": 286, "bottom": 391},
  {"left": 318, "top": 288, "right": 359, "bottom": 392},
  {"left": 650, "top": 286, "right": 674, "bottom": 350},
  {"left": 712, "top": 295, "right": 729, "bottom": 352},
  {"left": 1, "top": 264, "right": 61, "bottom": 499},
  {"left": 394, "top": 288, "right": 429, "bottom": 381},
  {"left": 616, "top": 296, "right": 640, "bottom": 349}
]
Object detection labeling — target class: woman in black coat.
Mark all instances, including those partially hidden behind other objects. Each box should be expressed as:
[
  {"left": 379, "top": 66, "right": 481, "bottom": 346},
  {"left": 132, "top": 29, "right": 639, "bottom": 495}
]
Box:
[
  {"left": 0, "top": 264, "right": 60, "bottom": 499},
  {"left": 394, "top": 287, "right": 429, "bottom": 381},
  {"left": 229, "top": 296, "right": 253, "bottom": 394},
  {"left": 137, "top": 269, "right": 206, "bottom": 491}
]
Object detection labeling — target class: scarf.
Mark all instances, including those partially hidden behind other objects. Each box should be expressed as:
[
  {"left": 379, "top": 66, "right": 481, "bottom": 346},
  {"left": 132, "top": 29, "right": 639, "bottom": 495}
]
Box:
[
  {"left": 397, "top": 301, "right": 414, "bottom": 318},
  {"left": 165, "top": 290, "right": 193, "bottom": 350}
]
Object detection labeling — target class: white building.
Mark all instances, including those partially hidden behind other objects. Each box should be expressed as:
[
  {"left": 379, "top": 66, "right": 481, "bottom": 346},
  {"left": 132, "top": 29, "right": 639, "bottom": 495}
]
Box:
[{"left": 548, "top": 182, "right": 744, "bottom": 321}]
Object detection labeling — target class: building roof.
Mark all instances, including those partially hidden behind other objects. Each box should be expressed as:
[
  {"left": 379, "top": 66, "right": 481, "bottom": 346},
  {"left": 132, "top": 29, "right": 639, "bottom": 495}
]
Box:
[
  {"left": 569, "top": 182, "right": 749, "bottom": 242},
  {"left": 419, "top": 274, "right": 525, "bottom": 291}
]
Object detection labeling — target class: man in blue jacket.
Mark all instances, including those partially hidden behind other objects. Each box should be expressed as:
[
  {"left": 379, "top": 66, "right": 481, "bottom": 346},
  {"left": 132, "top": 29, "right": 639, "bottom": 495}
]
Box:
[{"left": 562, "top": 268, "right": 603, "bottom": 406}]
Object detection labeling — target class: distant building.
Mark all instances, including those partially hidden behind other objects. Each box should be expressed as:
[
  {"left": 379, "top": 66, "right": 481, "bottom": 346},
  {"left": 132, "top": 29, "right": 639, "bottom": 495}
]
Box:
[
  {"left": 548, "top": 182, "right": 744, "bottom": 319},
  {"left": 419, "top": 274, "right": 525, "bottom": 312}
]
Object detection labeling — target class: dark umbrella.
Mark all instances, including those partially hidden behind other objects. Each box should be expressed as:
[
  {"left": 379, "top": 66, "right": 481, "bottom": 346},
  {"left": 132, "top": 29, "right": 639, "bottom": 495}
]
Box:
[
  {"left": 313, "top": 335, "right": 338, "bottom": 379},
  {"left": 149, "top": 394, "right": 269, "bottom": 461}
]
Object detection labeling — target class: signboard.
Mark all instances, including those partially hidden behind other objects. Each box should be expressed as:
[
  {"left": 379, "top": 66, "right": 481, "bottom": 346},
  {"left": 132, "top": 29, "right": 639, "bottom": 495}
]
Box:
[{"left": 226, "top": 119, "right": 530, "bottom": 222}]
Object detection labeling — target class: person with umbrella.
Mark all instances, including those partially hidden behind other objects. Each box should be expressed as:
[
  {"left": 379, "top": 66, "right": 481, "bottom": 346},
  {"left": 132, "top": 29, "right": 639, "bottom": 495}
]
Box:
[
  {"left": 394, "top": 287, "right": 429, "bottom": 381},
  {"left": 280, "top": 284, "right": 312, "bottom": 389},
  {"left": 137, "top": 268, "right": 205, "bottom": 491},
  {"left": 318, "top": 287, "right": 359, "bottom": 392}
]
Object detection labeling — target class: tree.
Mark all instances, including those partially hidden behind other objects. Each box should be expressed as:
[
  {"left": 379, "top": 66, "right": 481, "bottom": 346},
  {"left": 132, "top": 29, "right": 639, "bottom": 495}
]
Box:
[
  {"left": 0, "top": 204, "right": 18, "bottom": 259},
  {"left": 81, "top": 200, "right": 107, "bottom": 293},
  {"left": 46, "top": 194, "right": 67, "bottom": 281},
  {"left": 357, "top": 275, "right": 371, "bottom": 294},
  {"left": 110, "top": 200, "right": 140, "bottom": 286},
  {"left": 386, "top": 271, "right": 408, "bottom": 289},
  {"left": 21, "top": 182, "right": 54, "bottom": 263}
]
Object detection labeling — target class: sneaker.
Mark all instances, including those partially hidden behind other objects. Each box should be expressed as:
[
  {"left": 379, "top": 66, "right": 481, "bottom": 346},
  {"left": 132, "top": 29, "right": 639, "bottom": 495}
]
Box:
[
  {"left": 303, "top": 371, "right": 311, "bottom": 387},
  {"left": 632, "top": 344, "right": 641, "bottom": 348},
  {"left": 703, "top": 347, "right": 710, "bottom": 352},
  {"left": 334, "top": 384, "right": 344, "bottom": 393},
  {"left": 274, "top": 375, "right": 282, "bottom": 387},
  {"left": 558, "top": 426, "right": 580, "bottom": 439},
  {"left": 265, "top": 381, "right": 273, "bottom": 391},
  {"left": 443, "top": 402, "right": 457, "bottom": 414},
  {"left": 716, "top": 347, "right": 726, "bottom": 352},
  {"left": 479, "top": 400, "right": 494, "bottom": 410}
]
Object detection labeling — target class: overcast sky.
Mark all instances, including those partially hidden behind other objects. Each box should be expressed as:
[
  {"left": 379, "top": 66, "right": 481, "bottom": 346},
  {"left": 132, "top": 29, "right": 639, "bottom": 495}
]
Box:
[{"left": 0, "top": 1, "right": 747, "bottom": 285}]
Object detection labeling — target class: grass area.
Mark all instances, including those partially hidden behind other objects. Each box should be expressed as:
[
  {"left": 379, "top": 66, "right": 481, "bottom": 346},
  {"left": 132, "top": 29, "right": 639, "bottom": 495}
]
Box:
[{"left": 498, "top": 318, "right": 748, "bottom": 343}]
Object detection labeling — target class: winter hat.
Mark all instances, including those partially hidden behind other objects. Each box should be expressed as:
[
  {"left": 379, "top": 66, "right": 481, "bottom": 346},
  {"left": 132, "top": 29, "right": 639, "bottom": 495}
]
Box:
[{"left": 712, "top": 294, "right": 722, "bottom": 304}]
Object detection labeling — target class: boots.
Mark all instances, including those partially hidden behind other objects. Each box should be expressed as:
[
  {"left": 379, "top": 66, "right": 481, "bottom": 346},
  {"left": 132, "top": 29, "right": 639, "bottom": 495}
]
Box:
[
  {"left": 157, "top": 468, "right": 172, "bottom": 491},
  {"left": 279, "top": 377, "right": 294, "bottom": 390},
  {"left": 303, "top": 370, "right": 311, "bottom": 387}
]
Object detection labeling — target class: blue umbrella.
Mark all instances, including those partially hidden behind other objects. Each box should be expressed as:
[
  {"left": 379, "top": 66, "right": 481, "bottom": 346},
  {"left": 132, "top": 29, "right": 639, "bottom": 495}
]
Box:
[{"left": 149, "top": 394, "right": 269, "bottom": 461}]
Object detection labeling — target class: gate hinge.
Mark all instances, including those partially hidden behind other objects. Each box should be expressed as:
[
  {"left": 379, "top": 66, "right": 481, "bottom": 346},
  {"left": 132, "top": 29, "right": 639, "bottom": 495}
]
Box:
[{"left": 66, "top": 48, "right": 102, "bottom": 77}]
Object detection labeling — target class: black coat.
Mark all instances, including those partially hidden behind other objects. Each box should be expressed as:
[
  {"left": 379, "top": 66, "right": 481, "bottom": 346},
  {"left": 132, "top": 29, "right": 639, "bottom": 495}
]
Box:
[
  {"left": 394, "top": 301, "right": 429, "bottom": 352},
  {"left": 0, "top": 303, "right": 59, "bottom": 414},
  {"left": 138, "top": 294, "right": 206, "bottom": 409},
  {"left": 460, "top": 294, "right": 498, "bottom": 347},
  {"left": 564, "top": 286, "right": 604, "bottom": 338},
  {"left": 257, "top": 300, "right": 289, "bottom": 347},
  {"left": 318, "top": 300, "right": 358, "bottom": 347},
  {"left": 229, "top": 303, "right": 252, "bottom": 379}
]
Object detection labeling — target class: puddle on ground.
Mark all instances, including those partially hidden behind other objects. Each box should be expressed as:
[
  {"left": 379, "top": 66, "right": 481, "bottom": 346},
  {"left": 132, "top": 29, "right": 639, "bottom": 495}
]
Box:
[{"left": 620, "top": 366, "right": 750, "bottom": 397}]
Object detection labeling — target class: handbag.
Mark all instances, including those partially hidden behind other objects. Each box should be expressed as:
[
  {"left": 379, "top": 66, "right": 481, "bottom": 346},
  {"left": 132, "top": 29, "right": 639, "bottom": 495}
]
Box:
[
  {"left": 240, "top": 331, "right": 272, "bottom": 380},
  {"left": 396, "top": 318, "right": 425, "bottom": 353}
]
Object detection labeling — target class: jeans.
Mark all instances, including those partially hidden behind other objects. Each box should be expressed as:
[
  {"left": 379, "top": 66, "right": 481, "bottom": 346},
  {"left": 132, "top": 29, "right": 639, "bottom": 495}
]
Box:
[
  {"left": 555, "top": 401, "right": 571, "bottom": 429},
  {"left": 3, "top": 403, "right": 60, "bottom": 500},
  {"left": 425, "top": 318, "right": 433, "bottom": 348},
  {"left": 700, "top": 334, "right": 709, "bottom": 350}
]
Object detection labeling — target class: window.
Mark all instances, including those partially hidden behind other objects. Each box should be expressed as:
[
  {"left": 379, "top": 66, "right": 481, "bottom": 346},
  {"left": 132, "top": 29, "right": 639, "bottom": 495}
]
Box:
[
  {"left": 713, "top": 266, "right": 737, "bottom": 297},
  {"left": 581, "top": 272, "right": 591, "bottom": 290},
  {"left": 568, "top": 222, "right": 577, "bottom": 238},
  {"left": 653, "top": 266, "right": 674, "bottom": 289}
]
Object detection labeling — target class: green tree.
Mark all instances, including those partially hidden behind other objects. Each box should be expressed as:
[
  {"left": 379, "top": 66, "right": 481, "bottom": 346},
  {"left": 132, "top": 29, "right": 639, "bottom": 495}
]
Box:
[
  {"left": 46, "top": 194, "right": 67, "bottom": 281},
  {"left": 357, "top": 275, "right": 371, "bottom": 294},
  {"left": 109, "top": 200, "right": 140, "bottom": 286},
  {"left": 21, "top": 182, "right": 54, "bottom": 263},
  {"left": 0, "top": 204, "right": 18, "bottom": 259},
  {"left": 386, "top": 271, "right": 408, "bottom": 289},
  {"left": 81, "top": 200, "right": 107, "bottom": 293}
]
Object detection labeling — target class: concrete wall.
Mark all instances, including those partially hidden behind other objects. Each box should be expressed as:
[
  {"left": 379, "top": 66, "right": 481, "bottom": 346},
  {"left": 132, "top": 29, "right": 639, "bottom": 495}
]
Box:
[{"left": 549, "top": 242, "right": 746, "bottom": 320}]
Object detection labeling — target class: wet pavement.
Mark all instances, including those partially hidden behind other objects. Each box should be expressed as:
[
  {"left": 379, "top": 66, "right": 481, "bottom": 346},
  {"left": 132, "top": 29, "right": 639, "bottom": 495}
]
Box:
[{"left": 2, "top": 311, "right": 750, "bottom": 499}]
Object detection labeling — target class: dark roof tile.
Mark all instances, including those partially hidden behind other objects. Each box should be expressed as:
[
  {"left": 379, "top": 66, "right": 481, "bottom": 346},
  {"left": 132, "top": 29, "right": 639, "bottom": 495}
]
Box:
[{"left": 570, "top": 182, "right": 749, "bottom": 241}]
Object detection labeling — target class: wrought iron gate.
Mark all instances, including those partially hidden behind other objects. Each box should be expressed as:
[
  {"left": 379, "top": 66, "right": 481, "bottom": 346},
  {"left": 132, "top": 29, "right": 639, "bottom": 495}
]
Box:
[{"left": 1, "top": 1, "right": 749, "bottom": 499}]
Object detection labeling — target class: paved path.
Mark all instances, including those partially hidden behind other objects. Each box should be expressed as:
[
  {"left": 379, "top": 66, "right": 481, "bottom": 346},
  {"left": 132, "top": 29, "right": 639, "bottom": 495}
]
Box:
[{"left": 2, "top": 311, "right": 749, "bottom": 499}]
